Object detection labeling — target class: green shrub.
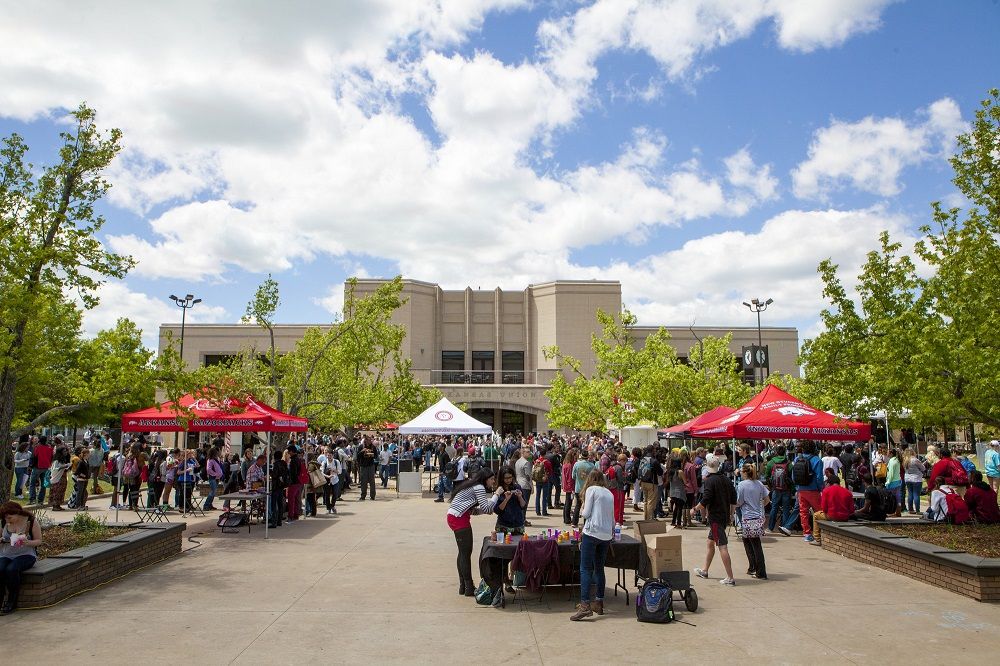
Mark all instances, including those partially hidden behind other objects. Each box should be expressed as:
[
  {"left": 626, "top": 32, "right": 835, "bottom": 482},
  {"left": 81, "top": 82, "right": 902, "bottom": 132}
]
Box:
[{"left": 71, "top": 512, "right": 107, "bottom": 535}]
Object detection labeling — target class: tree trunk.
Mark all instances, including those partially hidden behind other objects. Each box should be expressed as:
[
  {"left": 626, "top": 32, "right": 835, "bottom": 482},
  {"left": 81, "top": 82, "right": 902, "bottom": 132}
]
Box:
[{"left": 0, "top": 365, "right": 20, "bottom": 503}]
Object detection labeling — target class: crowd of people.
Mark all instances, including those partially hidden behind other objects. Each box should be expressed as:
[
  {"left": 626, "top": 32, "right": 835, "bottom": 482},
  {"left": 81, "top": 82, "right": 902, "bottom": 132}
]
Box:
[{"left": 4, "top": 428, "right": 999, "bottom": 617}]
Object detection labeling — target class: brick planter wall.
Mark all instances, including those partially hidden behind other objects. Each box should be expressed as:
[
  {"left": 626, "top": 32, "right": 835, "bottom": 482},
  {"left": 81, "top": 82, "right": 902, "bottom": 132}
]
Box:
[
  {"left": 19, "top": 522, "right": 185, "bottom": 609},
  {"left": 820, "top": 522, "right": 1000, "bottom": 602}
]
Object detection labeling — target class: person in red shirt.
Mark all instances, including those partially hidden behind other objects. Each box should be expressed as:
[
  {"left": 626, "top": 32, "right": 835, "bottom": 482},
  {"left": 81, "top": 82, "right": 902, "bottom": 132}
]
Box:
[
  {"left": 964, "top": 471, "right": 1000, "bottom": 524},
  {"left": 812, "top": 470, "right": 854, "bottom": 542},
  {"left": 928, "top": 448, "right": 966, "bottom": 490}
]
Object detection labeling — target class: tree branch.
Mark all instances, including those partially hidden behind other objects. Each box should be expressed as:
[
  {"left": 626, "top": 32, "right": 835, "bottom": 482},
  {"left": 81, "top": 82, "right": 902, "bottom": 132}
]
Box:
[{"left": 13, "top": 403, "right": 89, "bottom": 437}]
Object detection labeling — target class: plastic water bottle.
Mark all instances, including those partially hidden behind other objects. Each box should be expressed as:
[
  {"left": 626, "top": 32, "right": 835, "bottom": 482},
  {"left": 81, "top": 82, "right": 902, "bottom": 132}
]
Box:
[{"left": 614, "top": 523, "right": 622, "bottom": 542}]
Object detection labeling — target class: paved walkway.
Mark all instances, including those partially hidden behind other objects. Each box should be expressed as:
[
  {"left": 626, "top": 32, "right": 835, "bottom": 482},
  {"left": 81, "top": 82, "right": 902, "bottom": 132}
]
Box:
[{"left": 5, "top": 488, "right": 999, "bottom": 664}]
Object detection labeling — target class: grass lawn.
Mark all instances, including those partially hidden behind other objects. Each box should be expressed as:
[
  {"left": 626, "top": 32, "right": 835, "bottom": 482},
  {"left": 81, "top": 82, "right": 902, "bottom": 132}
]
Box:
[{"left": 879, "top": 523, "right": 1000, "bottom": 559}]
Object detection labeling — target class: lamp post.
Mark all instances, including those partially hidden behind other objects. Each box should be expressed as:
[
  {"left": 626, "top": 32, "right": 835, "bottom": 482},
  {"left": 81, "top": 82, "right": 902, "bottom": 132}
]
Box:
[
  {"left": 742, "top": 298, "right": 773, "bottom": 385},
  {"left": 169, "top": 293, "right": 201, "bottom": 512},
  {"left": 169, "top": 293, "right": 202, "bottom": 365}
]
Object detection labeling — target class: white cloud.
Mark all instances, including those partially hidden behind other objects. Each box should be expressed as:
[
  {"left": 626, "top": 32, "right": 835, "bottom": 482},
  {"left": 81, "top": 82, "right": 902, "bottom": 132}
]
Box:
[
  {"left": 614, "top": 206, "right": 918, "bottom": 327},
  {"left": 0, "top": 0, "right": 906, "bottom": 339},
  {"left": 313, "top": 286, "right": 345, "bottom": 321},
  {"left": 770, "top": 0, "right": 896, "bottom": 52},
  {"left": 539, "top": 0, "right": 895, "bottom": 89},
  {"left": 792, "top": 97, "right": 965, "bottom": 200},
  {"left": 82, "top": 282, "right": 228, "bottom": 349}
]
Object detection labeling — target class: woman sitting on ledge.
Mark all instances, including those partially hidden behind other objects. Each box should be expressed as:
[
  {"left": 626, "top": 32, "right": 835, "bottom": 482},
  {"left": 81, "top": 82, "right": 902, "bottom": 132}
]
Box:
[
  {"left": 963, "top": 471, "right": 1000, "bottom": 525},
  {"left": 0, "top": 501, "right": 42, "bottom": 615}
]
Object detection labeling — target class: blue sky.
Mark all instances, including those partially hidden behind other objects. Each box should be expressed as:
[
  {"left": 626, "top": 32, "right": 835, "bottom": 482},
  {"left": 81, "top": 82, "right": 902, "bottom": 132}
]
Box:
[{"left": 1, "top": 0, "right": 997, "bottom": 348}]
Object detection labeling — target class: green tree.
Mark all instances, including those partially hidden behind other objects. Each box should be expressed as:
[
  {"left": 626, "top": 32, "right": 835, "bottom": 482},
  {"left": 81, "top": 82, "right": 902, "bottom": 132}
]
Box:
[
  {"left": 279, "top": 278, "right": 439, "bottom": 430},
  {"left": 0, "top": 105, "right": 133, "bottom": 501},
  {"left": 543, "top": 310, "right": 751, "bottom": 431},
  {"left": 242, "top": 274, "right": 282, "bottom": 407},
  {"left": 801, "top": 88, "right": 1000, "bottom": 429}
]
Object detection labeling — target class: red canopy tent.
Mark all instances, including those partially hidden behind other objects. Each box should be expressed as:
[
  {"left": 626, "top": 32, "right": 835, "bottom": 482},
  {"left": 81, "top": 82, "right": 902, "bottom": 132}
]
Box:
[
  {"left": 660, "top": 406, "right": 737, "bottom": 436},
  {"left": 690, "top": 385, "right": 870, "bottom": 441},
  {"left": 121, "top": 394, "right": 308, "bottom": 432}
]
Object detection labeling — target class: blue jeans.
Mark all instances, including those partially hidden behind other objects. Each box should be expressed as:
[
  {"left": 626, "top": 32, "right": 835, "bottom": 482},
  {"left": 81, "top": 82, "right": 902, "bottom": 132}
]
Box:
[
  {"left": 768, "top": 489, "right": 793, "bottom": 531},
  {"left": 0, "top": 554, "right": 37, "bottom": 601},
  {"left": 205, "top": 478, "right": 218, "bottom": 509},
  {"left": 28, "top": 468, "right": 46, "bottom": 503},
  {"left": 905, "top": 481, "right": 922, "bottom": 513},
  {"left": 436, "top": 474, "right": 453, "bottom": 499},
  {"left": 380, "top": 464, "right": 390, "bottom": 488},
  {"left": 579, "top": 533, "right": 610, "bottom": 602},
  {"left": 14, "top": 468, "right": 28, "bottom": 496},
  {"left": 782, "top": 496, "right": 802, "bottom": 531},
  {"left": 535, "top": 481, "right": 551, "bottom": 515}
]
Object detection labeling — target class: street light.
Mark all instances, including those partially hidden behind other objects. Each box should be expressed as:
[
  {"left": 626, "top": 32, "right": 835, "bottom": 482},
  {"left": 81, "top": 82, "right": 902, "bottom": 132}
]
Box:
[
  {"left": 169, "top": 294, "right": 202, "bottom": 364},
  {"left": 169, "top": 293, "right": 201, "bottom": 516},
  {"left": 742, "top": 297, "right": 773, "bottom": 384}
]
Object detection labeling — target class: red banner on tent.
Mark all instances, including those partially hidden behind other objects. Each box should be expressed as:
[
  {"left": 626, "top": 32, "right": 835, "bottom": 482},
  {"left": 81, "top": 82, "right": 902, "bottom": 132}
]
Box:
[
  {"left": 121, "top": 393, "right": 308, "bottom": 433},
  {"left": 690, "top": 385, "right": 869, "bottom": 441}
]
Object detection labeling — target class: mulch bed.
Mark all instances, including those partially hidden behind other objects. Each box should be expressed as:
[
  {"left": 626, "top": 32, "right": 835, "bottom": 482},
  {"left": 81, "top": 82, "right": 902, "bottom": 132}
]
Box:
[
  {"left": 878, "top": 523, "right": 1000, "bottom": 559},
  {"left": 37, "top": 525, "right": 133, "bottom": 560}
]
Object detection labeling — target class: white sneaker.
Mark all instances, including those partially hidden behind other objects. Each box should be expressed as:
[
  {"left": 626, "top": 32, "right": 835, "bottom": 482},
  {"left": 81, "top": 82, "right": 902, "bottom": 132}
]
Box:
[
  {"left": 694, "top": 568, "right": 709, "bottom": 579},
  {"left": 720, "top": 578, "right": 736, "bottom": 586}
]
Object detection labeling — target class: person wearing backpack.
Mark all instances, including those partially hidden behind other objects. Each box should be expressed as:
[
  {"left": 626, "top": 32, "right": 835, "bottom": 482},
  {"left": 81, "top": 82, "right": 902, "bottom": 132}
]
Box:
[
  {"left": 764, "top": 445, "right": 795, "bottom": 533},
  {"left": 122, "top": 445, "right": 146, "bottom": 511},
  {"left": 531, "top": 454, "right": 553, "bottom": 517},
  {"left": 626, "top": 448, "right": 642, "bottom": 512},
  {"left": 638, "top": 446, "right": 663, "bottom": 522},
  {"left": 852, "top": 474, "right": 890, "bottom": 521},
  {"left": 434, "top": 443, "right": 453, "bottom": 502},
  {"left": 781, "top": 440, "right": 823, "bottom": 543},
  {"left": 928, "top": 447, "right": 969, "bottom": 491}
]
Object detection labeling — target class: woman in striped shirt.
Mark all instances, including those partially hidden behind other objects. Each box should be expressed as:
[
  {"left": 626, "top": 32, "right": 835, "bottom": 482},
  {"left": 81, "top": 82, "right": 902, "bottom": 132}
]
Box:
[{"left": 447, "top": 469, "right": 501, "bottom": 597}]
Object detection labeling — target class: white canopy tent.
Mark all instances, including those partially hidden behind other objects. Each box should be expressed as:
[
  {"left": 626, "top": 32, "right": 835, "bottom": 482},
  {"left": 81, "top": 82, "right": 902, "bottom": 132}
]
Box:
[
  {"left": 399, "top": 397, "right": 495, "bottom": 492},
  {"left": 399, "top": 397, "right": 494, "bottom": 435}
]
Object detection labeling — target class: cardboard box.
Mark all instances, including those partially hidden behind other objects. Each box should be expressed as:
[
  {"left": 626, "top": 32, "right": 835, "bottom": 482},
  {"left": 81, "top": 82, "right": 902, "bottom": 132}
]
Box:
[
  {"left": 634, "top": 519, "right": 666, "bottom": 541},
  {"left": 644, "top": 532, "right": 683, "bottom": 574}
]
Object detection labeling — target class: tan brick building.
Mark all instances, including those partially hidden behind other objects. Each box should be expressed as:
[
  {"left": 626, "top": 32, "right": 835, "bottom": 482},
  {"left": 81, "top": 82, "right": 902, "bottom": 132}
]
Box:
[{"left": 159, "top": 279, "right": 799, "bottom": 433}]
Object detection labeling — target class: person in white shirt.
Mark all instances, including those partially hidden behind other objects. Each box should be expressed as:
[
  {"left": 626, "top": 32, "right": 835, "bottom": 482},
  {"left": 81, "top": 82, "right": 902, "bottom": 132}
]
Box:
[
  {"left": 379, "top": 446, "right": 392, "bottom": 488},
  {"left": 821, "top": 446, "right": 843, "bottom": 479},
  {"left": 927, "top": 479, "right": 955, "bottom": 522},
  {"left": 571, "top": 469, "right": 615, "bottom": 621},
  {"left": 455, "top": 451, "right": 469, "bottom": 482}
]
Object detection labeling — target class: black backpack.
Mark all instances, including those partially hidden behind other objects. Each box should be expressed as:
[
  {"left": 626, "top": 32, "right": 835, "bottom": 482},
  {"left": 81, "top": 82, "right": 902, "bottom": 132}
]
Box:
[
  {"left": 877, "top": 487, "right": 898, "bottom": 515},
  {"left": 635, "top": 579, "right": 674, "bottom": 624},
  {"left": 466, "top": 457, "right": 483, "bottom": 477},
  {"left": 791, "top": 455, "right": 815, "bottom": 487},
  {"left": 625, "top": 458, "right": 638, "bottom": 484},
  {"left": 444, "top": 460, "right": 459, "bottom": 481}
]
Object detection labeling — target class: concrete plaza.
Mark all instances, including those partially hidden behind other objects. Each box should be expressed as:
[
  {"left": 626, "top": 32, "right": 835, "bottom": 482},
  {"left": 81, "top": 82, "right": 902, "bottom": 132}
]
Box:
[{"left": 4, "top": 488, "right": 999, "bottom": 664}]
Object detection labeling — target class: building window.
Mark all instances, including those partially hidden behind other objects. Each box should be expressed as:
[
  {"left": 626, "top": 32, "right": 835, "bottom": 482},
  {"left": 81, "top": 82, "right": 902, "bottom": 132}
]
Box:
[
  {"left": 472, "top": 351, "right": 494, "bottom": 383},
  {"left": 442, "top": 351, "right": 464, "bottom": 383},
  {"left": 502, "top": 351, "right": 524, "bottom": 384}
]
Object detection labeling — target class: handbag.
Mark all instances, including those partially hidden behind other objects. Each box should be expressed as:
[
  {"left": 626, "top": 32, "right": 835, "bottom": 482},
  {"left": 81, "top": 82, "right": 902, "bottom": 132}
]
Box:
[
  {"left": 309, "top": 469, "right": 327, "bottom": 489},
  {"left": 474, "top": 580, "right": 493, "bottom": 605},
  {"left": 741, "top": 516, "right": 765, "bottom": 539}
]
